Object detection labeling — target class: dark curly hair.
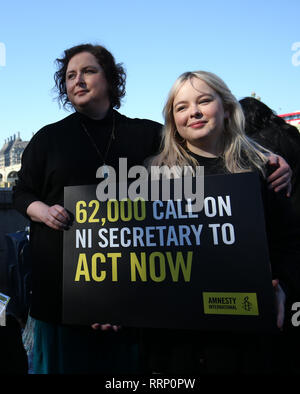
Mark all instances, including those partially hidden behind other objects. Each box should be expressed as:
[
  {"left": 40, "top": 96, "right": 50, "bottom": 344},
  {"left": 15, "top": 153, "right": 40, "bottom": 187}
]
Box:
[
  {"left": 239, "top": 97, "right": 276, "bottom": 136},
  {"left": 54, "top": 43, "right": 126, "bottom": 109}
]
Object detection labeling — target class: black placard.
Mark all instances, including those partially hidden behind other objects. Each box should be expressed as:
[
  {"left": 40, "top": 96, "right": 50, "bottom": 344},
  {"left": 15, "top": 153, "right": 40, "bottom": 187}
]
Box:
[{"left": 63, "top": 172, "right": 277, "bottom": 331}]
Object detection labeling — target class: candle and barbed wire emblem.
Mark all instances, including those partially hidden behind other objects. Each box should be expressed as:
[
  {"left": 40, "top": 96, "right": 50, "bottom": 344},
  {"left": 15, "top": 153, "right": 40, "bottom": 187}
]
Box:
[{"left": 242, "top": 296, "right": 252, "bottom": 312}]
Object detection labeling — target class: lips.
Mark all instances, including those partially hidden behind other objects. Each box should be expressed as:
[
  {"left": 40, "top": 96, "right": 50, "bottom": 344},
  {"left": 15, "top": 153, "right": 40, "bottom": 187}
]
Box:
[
  {"left": 188, "top": 121, "right": 207, "bottom": 128},
  {"left": 75, "top": 90, "right": 89, "bottom": 96}
]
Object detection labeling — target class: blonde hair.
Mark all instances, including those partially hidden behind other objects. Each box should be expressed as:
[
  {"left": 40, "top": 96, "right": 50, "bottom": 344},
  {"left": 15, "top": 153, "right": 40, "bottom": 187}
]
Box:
[{"left": 151, "top": 71, "right": 270, "bottom": 176}]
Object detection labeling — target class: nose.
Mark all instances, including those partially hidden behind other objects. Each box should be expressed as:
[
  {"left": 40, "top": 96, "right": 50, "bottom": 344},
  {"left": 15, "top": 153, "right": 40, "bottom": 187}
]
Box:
[
  {"left": 75, "top": 72, "right": 85, "bottom": 86},
  {"left": 190, "top": 104, "right": 202, "bottom": 118}
]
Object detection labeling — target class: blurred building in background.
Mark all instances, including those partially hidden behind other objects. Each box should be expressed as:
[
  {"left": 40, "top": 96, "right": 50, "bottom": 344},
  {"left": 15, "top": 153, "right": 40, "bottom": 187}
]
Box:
[
  {"left": 279, "top": 111, "right": 300, "bottom": 131},
  {"left": 0, "top": 133, "right": 29, "bottom": 188}
]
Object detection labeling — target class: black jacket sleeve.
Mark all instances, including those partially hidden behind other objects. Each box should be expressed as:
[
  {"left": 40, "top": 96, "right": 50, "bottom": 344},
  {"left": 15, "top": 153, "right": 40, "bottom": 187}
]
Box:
[
  {"left": 13, "top": 129, "right": 47, "bottom": 218},
  {"left": 262, "top": 166, "right": 300, "bottom": 304}
]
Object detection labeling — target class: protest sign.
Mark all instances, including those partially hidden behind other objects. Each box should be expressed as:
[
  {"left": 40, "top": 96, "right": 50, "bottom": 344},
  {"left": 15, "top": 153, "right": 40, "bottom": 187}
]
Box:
[{"left": 63, "top": 172, "right": 277, "bottom": 331}]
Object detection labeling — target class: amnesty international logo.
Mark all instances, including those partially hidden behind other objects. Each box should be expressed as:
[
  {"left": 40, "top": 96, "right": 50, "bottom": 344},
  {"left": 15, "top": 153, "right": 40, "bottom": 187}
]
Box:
[
  {"left": 242, "top": 296, "right": 252, "bottom": 312},
  {"left": 203, "top": 292, "right": 259, "bottom": 316}
]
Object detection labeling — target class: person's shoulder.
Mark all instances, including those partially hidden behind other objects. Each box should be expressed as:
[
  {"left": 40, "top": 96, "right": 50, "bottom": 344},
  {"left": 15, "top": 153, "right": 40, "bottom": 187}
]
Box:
[
  {"left": 40, "top": 112, "right": 77, "bottom": 132},
  {"left": 116, "top": 111, "right": 163, "bottom": 132},
  {"left": 29, "top": 113, "right": 78, "bottom": 142}
]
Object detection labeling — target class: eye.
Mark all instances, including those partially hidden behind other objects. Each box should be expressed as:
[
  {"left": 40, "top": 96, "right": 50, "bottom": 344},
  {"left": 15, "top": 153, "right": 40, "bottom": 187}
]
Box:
[
  {"left": 199, "top": 98, "right": 212, "bottom": 104},
  {"left": 84, "top": 68, "right": 97, "bottom": 74},
  {"left": 176, "top": 105, "right": 186, "bottom": 112},
  {"left": 66, "top": 73, "right": 75, "bottom": 80}
]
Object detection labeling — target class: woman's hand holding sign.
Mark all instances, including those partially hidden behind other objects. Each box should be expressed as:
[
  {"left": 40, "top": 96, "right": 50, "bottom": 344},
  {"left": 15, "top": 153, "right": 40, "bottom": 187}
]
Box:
[{"left": 27, "top": 201, "right": 70, "bottom": 230}]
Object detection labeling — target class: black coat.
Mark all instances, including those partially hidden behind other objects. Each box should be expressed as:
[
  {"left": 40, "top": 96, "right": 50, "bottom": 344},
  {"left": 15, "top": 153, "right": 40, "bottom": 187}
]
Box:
[{"left": 13, "top": 109, "right": 162, "bottom": 323}]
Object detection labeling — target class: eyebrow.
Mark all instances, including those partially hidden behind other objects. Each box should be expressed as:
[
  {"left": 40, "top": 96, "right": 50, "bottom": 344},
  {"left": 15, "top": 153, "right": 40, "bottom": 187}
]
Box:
[{"left": 66, "top": 65, "right": 100, "bottom": 74}]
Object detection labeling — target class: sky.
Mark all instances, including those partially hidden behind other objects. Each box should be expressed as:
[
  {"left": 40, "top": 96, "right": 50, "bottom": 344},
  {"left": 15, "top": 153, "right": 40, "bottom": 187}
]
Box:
[{"left": 0, "top": 0, "right": 299, "bottom": 144}]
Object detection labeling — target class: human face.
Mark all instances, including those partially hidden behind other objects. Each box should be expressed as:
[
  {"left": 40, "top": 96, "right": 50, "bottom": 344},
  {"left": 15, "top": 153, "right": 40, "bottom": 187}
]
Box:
[
  {"left": 173, "top": 77, "right": 228, "bottom": 157},
  {"left": 66, "top": 51, "right": 110, "bottom": 118}
]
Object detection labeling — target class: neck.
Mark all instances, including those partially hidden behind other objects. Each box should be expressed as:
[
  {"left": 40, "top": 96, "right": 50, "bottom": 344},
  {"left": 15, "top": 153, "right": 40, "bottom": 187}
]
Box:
[
  {"left": 76, "top": 103, "right": 111, "bottom": 120},
  {"left": 186, "top": 140, "right": 221, "bottom": 158}
]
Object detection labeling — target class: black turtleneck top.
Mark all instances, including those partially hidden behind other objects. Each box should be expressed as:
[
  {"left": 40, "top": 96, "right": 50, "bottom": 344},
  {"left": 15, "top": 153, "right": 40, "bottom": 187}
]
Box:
[
  {"left": 13, "top": 109, "right": 162, "bottom": 323},
  {"left": 187, "top": 150, "right": 227, "bottom": 174}
]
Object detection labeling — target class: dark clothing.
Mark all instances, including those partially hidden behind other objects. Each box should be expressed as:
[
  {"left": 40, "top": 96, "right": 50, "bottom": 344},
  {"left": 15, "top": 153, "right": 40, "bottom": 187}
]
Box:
[
  {"left": 143, "top": 152, "right": 300, "bottom": 374},
  {"left": 13, "top": 109, "right": 162, "bottom": 374},
  {"left": 13, "top": 109, "right": 162, "bottom": 324},
  {"left": 33, "top": 318, "right": 139, "bottom": 374},
  {"left": 245, "top": 122, "right": 300, "bottom": 221},
  {"left": 188, "top": 152, "right": 226, "bottom": 175},
  {"left": 187, "top": 151, "right": 300, "bottom": 302},
  {"left": 0, "top": 315, "right": 28, "bottom": 374}
]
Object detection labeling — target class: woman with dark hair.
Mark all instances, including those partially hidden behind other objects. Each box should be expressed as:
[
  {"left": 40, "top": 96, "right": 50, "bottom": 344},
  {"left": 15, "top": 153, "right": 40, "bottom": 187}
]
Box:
[
  {"left": 54, "top": 44, "right": 126, "bottom": 110},
  {"left": 13, "top": 43, "right": 162, "bottom": 374}
]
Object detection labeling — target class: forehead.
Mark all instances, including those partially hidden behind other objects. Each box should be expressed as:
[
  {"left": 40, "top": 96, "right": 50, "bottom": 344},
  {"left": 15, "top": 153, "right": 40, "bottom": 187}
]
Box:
[
  {"left": 66, "top": 51, "right": 99, "bottom": 71},
  {"left": 174, "top": 77, "right": 216, "bottom": 102}
]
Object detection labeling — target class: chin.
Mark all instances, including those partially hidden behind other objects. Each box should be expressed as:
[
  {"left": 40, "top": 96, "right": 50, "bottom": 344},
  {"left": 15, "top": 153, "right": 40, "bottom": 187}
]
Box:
[
  {"left": 190, "top": 133, "right": 209, "bottom": 141},
  {"left": 75, "top": 97, "right": 90, "bottom": 105},
  {"left": 74, "top": 101, "right": 91, "bottom": 111}
]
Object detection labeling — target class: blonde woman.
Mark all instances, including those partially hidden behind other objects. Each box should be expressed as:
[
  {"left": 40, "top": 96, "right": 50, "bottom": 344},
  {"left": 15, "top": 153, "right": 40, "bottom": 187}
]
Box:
[
  {"left": 152, "top": 71, "right": 285, "bottom": 180},
  {"left": 145, "top": 71, "right": 300, "bottom": 374}
]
